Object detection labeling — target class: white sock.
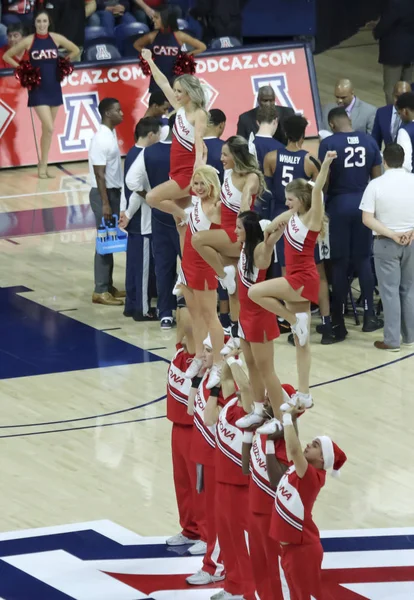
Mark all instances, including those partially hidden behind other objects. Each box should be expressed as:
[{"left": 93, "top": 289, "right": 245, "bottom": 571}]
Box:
[{"left": 254, "top": 402, "right": 264, "bottom": 415}]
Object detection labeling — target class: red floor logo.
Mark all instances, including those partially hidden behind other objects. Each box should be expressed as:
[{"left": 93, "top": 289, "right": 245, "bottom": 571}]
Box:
[{"left": 0, "top": 99, "right": 15, "bottom": 139}]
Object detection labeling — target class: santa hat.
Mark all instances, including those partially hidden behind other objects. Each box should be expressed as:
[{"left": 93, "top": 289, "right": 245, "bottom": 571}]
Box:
[
  {"left": 281, "top": 383, "right": 296, "bottom": 400},
  {"left": 314, "top": 436, "right": 347, "bottom": 478}
]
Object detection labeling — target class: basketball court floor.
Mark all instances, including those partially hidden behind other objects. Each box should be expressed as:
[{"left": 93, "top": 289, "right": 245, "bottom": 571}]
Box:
[{"left": 0, "top": 30, "right": 413, "bottom": 599}]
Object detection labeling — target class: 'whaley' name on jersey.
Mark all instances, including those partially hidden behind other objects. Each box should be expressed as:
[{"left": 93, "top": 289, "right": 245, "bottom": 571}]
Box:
[{"left": 279, "top": 154, "right": 302, "bottom": 165}]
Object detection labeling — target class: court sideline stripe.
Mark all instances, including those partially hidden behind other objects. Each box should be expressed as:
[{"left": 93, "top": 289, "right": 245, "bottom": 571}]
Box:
[
  {"left": 56, "top": 164, "right": 88, "bottom": 185},
  {"left": 1, "top": 351, "right": 413, "bottom": 439},
  {"left": 0, "top": 394, "right": 167, "bottom": 429}
]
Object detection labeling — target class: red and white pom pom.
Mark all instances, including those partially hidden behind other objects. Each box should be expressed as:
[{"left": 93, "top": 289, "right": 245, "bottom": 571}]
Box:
[
  {"left": 57, "top": 57, "right": 74, "bottom": 82},
  {"left": 139, "top": 57, "right": 151, "bottom": 77},
  {"left": 173, "top": 52, "right": 197, "bottom": 76},
  {"left": 15, "top": 60, "right": 41, "bottom": 90}
]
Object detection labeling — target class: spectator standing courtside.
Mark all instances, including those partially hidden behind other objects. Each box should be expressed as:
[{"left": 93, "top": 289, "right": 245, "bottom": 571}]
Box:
[
  {"left": 396, "top": 91, "right": 414, "bottom": 172},
  {"left": 372, "top": 81, "right": 411, "bottom": 148},
  {"left": 237, "top": 85, "right": 294, "bottom": 145},
  {"left": 88, "top": 97, "right": 125, "bottom": 306},
  {"left": 360, "top": 143, "right": 414, "bottom": 351},
  {"left": 321, "top": 79, "right": 376, "bottom": 135},
  {"left": 373, "top": 0, "right": 414, "bottom": 105}
]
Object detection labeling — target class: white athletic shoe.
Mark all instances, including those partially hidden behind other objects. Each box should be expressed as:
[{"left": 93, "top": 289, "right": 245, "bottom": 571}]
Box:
[
  {"left": 220, "top": 336, "right": 240, "bottom": 357},
  {"left": 172, "top": 271, "right": 185, "bottom": 296},
  {"left": 236, "top": 411, "right": 265, "bottom": 429},
  {"left": 206, "top": 363, "right": 222, "bottom": 389},
  {"left": 219, "top": 265, "right": 236, "bottom": 295},
  {"left": 256, "top": 418, "right": 283, "bottom": 435},
  {"left": 166, "top": 532, "right": 198, "bottom": 546},
  {"left": 210, "top": 591, "right": 245, "bottom": 600},
  {"left": 186, "top": 569, "right": 225, "bottom": 585},
  {"left": 188, "top": 540, "right": 207, "bottom": 555},
  {"left": 184, "top": 357, "right": 203, "bottom": 379},
  {"left": 281, "top": 391, "right": 313, "bottom": 412},
  {"left": 291, "top": 312, "right": 309, "bottom": 346}
]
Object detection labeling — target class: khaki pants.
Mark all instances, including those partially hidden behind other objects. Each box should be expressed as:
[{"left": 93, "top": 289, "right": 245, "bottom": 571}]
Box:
[{"left": 383, "top": 64, "right": 414, "bottom": 105}]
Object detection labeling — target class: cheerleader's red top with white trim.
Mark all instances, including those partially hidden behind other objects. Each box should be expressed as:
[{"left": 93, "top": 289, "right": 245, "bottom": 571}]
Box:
[
  {"left": 215, "top": 397, "right": 248, "bottom": 486},
  {"left": 166, "top": 343, "right": 194, "bottom": 426},
  {"left": 249, "top": 435, "right": 289, "bottom": 515},
  {"left": 284, "top": 213, "right": 320, "bottom": 305},
  {"left": 170, "top": 107, "right": 196, "bottom": 190}
]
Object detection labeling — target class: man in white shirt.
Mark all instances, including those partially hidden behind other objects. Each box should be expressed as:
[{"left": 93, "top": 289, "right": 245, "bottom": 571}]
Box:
[
  {"left": 88, "top": 97, "right": 124, "bottom": 306},
  {"left": 360, "top": 143, "right": 414, "bottom": 351}
]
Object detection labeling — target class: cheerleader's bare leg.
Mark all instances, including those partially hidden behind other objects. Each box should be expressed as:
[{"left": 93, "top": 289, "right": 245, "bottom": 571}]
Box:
[
  {"left": 286, "top": 301, "right": 312, "bottom": 400},
  {"left": 146, "top": 180, "right": 191, "bottom": 222},
  {"left": 240, "top": 339, "right": 266, "bottom": 406},
  {"left": 34, "top": 105, "right": 59, "bottom": 178},
  {"left": 191, "top": 229, "right": 240, "bottom": 280},
  {"left": 193, "top": 288, "right": 224, "bottom": 366},
  {"left": 182, "top": 286, "right": 207, "bottom": 366},
  {"left": 250, "top": 339, "right": 284, "bottom": 419}
]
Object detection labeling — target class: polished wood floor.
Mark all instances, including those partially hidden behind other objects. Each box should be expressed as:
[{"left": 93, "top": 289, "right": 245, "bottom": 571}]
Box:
[{"left": 0, "top": 31, "right": 413, "bottom": 541}]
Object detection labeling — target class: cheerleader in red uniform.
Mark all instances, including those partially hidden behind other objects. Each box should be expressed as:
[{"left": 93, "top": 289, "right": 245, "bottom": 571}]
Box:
[
  {"left": 185, "top": 334, "right": 234, "bottom": 586},
  {"left": 270, "top": 404, "right": 347, "bottom": 600},
  {"left": 141, "top": 48, "right": 208, "bottom": 224},
  {"left": 165, "top": 303, "right": 207, "bottom": 547},
  {"left": 241, "top": 385, "right": 296, "bottom": 600},
  {"left": 180, "top": 166, "right": 225, "bottom": 389},
  {"left": 249, "top": 152, "right": 337, "bottom": 420}
]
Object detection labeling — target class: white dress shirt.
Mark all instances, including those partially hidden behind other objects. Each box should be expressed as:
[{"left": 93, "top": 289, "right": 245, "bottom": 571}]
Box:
[
  {"left": 396, "top": 123, "right": 414, "bottom": 173},
  {"left": 359, "top": 168, "right": 414, "bottom": 232},
  {"left": 88, "top": 125, "right": 123, "bottom": 189}
]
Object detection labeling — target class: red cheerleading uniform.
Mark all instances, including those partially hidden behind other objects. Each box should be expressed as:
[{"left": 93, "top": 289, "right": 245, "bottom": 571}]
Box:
[
  {"left": 284, "top": 213, "right": 320, "bottom": 305},
  {"left": 181, "top": 198, "right": 220, "bottom": 291},
  {"left": 191, "top": 373, "right": 232, "bottom": 578},
  {"left": 220, "top": 169, "right": 243, "bottom": 242},
  {"left": 238, "top": 243, "right": 280, "bottom": 343},
  {"left": 215, "top": 398, "right": 255, "bottom": 600},
  {"left": 167, "top": 343, "right": 206, "bottom": 541},
  {"left": 270, "top": 463, "right": 326, "bottom": 600},
  {"left": 170, "top": 107, "right": 196, "bottom": 190},
  {"left": 248, "top": 435, "right": 289, "bottom": 600}
]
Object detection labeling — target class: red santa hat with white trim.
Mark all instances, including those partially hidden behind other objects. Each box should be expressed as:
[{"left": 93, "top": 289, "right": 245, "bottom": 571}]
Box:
[{"left": 314, "top": 436, "right": 347, "bottom": 478}]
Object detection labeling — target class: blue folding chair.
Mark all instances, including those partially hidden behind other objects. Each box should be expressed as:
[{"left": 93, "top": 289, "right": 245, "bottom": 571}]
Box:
[
  {"left": 84, "top": 26, "right": 115, "bottom": 46},
  {"left": 115, "top": 22, "right": 150, "bottom": 56}
]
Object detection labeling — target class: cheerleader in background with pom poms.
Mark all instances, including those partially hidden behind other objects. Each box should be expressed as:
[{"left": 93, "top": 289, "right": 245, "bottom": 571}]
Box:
[
  {"left": 4, "top": 9, "right": 79, "bottom": 179},
  {"left": 134, "top": 4, "right": 206, "bottom": 93}
]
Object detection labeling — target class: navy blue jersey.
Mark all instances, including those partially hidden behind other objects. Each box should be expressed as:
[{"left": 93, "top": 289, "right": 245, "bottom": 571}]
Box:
[
  {"left": 269, "top": 148, "right": 310, "bottom": 217},
  {"left": 319, "top": 132, "right": 382, "bottom": 197},
  {"left": 124, "top": 145, "right": 144, "bottom": 234},
  {"left": 204, "top": 137, "right": 224, "bottom": 182},
  {"left": 144, "top": 140, "right": 176, "bottom": 227},
  {"left": 253, "top": 135, "right": 284, "bottom": 171},
  {"left": 149, "top": 31, "right": 181, "bottom": 93},
  {"left": 400, "top": 121, "right": 414, "bottom": 172},
  {"left": 28, "top": 34, "right": 63, "bottom": 108}
]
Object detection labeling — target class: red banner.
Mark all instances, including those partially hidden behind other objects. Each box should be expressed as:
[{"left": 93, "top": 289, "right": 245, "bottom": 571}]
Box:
[{"left": 0, "top": 43, "right": 320, "bottom": 168}]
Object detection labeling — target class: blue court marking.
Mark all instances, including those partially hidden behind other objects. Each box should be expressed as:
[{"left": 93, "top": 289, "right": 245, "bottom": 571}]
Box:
[
  {"left": 0, "top": 414, "right": 166, "bottom": 440},
  {"left": 0, "top": 394, "right": 167, "bottom": 429},
  {"left": 56, "top": 163, "right": 88, "bottom": 185}
]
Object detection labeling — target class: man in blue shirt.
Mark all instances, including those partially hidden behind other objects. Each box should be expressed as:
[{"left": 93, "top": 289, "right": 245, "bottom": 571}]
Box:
[
  {"left": 319, "top": 107, "right": 383, "bottom": 339},
  {"left": 204, "top": 108, "right": 226, "bottom": 182},
  {"left": 396, "top": 91, "right": 414, "bottom": 172}
]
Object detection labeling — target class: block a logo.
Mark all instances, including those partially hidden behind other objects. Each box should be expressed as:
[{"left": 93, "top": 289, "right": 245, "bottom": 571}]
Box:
[
  {"left": 96, "top": 44, "right": 112, "bottom": 61},
  {"left": 0, "top": 99, "right": 16, "bottom": 139},
  {"left": 251, "top": 74, "right": 298, "bottom": 112},
  {"left": 58, "top": 92, "right": 101, "bottom": 153}
]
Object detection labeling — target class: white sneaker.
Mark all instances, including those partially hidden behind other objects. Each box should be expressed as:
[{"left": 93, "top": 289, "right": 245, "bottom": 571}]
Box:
[
  {"left": 236, "top": 411, "right": 264, "bottom": 429},
  {"left": 281, "top": 391, "right": 313, "bottom": 412},
  {"left": 186, "top": 569, "right": 225, "bottom": 585},
  {"left": 211, "top": 591, "right": 244, "bottom": 600},
  {"left": 256, "top": 418, "right": 283, "bottom": 435},
  {"left": 166, "top": 532, "right": 198, "bottom": 546},
  {"left": 184, "top": 357, "right": 203, "bottom": 379},
  {"left": 219, "top": 265, "right": 236, "bottom": 295},
  {"left": 188, "top": 540, "right": 207, "bottom": 555},
  {"left": 291, "top": 312, "right": 309, "bottom": 346},
  {"left": 206, "top": 363, "right": 222, "bottom": 389},
  {"left": 220, "top": 336, "right": 240, "bottom": 357}
]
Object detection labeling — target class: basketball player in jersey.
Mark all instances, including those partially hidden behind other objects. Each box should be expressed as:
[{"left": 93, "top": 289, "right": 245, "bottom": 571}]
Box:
[
  {"left": 166, "top": 303, "right": 207, "bottom": 548},
  {"left": 249, "top": 104, "right": 284, "bottom": 171},
  {"left": 264, "top": 115, "right": 334, "bottom": 344},
  {"left": 249, "top": 152, "right": 336, "bottom": 421},
  {"left": 134, "top": 5, "right": 206, "bottom": 93},
  {"left": 270, "top": 403, "right": 347, "bottom": 600},
  {"left": 141, "top": 48, "right": 208, "bottom": 226},
  {"left": 319, "top": 107, "right": 383, "bottom": 340}
]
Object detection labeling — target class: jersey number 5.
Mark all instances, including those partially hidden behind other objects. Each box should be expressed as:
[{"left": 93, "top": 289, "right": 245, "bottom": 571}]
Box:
[
  {"left": 344, "top": 146, "right": 366, "bottom": 168},
  {"left": 282, "top": 165, "right": 294, "bottom": 185}
]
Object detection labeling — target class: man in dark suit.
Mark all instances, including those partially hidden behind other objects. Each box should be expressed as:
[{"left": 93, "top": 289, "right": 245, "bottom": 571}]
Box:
[
  {"left": 373, "top": 0, "right": 414, "bottom": 105},
  {"left": 236, "top": 85, "right": 295, "bottom": 145},
  {"left": 372, "top": 80, "right": 411, "bottom": 148}
]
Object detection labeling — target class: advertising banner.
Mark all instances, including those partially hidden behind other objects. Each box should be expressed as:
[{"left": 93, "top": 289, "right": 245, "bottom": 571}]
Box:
[{"left": 0, "top": 43, "right": 321, "bottom": 168}]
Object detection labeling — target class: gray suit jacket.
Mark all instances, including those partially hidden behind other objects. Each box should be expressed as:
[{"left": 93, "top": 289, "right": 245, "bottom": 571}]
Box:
[{"left": 321, "top": 97, "right": 377, "bottom": 135}]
